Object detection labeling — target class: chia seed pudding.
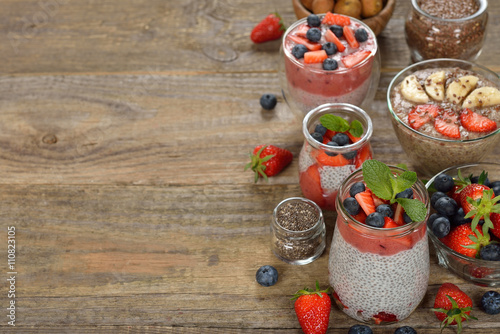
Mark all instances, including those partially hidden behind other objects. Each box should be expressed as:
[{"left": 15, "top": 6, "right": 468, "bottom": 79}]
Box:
[
  {"left": 387, "top": 59, "right": 500, "bottom": 177},
  {"left": 404, "top": 0, "right": 488, "bottom": 61},
  {"left": 271, "top": 198, "right": 326, "bottom": 265}
]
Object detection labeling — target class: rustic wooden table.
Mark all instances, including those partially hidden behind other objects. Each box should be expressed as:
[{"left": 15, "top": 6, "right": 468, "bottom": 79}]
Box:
[{"left": 0, "top": 0, "right": 499, "bottom": 333}]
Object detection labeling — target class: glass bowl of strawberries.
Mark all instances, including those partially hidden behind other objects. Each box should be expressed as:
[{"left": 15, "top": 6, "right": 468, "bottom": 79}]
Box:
[{"left": 426, "top": 162, "right": 500, "bottom": 286}]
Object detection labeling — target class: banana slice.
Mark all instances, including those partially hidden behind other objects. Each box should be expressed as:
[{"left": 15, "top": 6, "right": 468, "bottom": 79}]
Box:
[
  {"left": 446, "top": 75, "right": 478, "bottom": 105},
  {"left": 463, "top": 86, "right": 500, "bottom": 108},
  {"left": 400, "top": 75, "right": 428, "bottom": 103},
  {"left": 424, "top": 71, "right": 445, "bottom": 101}
]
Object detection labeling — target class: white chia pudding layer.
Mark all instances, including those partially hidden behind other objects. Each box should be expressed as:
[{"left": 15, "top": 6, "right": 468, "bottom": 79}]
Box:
[{"left": 328, "top": 226, "right": 429, "bottom": 322}]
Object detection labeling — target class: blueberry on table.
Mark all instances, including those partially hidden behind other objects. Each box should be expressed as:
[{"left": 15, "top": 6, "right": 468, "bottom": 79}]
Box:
[
  {"left": 344, "top": 197, "right": 361, "bottom": 216},
  {"left": 306, "top": 14, "right": 321, "bottom": 27},
  {"left": 292, "top": 44, "right": 308, "bottom": 59},
  {"left": 394, "top": 326, "right": 417, "bottom": 334},
  {"left": 366, "top": 212, "right": 385, "bottom": 228},
  {"left": 434, "top": 196, "right": 458, "bottom": 216},
  {"left": 330, "top": 25, "right": 343, "bottom": 38},
  {"left": 434, "top": 173, "right": 455, "bottom": 192},
  {"left": 349, "top": 182, "right": 366, "bottom": 197},
  {"left": 260, "top": 93, "right": 277, "bottom": 110},
  {"left": 481, "top": 291, "right": 500, "bottom": 314},
  {"left": 306, "top": 27, "right": 321, "bottom": 42},
  {"left": 480, "top": 243, "right": 500, "bottom": 261},
  {"left": 256, "top": 265, "right": 278, "bottom": 287},
  {"left": 354, "top": 28, "right": 368, "bottom": 42},
  {"left": 376, "top": 204, "right": 393, "bottom": 218},
  {"left": 348, "top": 324, "right": 373, "bottom": 334},
  {"left": 323, "top": 58, "right": 338, "bottom": 71},
  {"left": 431, "top": 216, "right": 450, "bottom": 238}
]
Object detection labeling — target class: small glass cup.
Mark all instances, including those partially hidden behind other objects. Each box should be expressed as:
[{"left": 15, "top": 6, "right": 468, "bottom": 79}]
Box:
[
  {"left": 271, "top": 197, "right": 326, "bottom": 265},
  {"left": 299, "top": 103, "right": 373, "bottom": 211},
  {"left": 405, "top": 0, "right": 488, "bottom": 62},
  {"left": 328, "top": 166, "right": 430, "bottom": 324},
  {"left": 279, "top": 14, "right": 381, "bottom": 116}
]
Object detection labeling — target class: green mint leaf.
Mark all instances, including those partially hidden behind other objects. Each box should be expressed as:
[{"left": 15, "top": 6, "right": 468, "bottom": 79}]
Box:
[
  {"left": 396, "top": 163, "right": 408, "bottom": 170},
  {"left": 393, "top": 171, "right": 417, "bottom": 194},
  {"left": 395, "top": 198, "right": 427, "bottom": 222},
  {"left": 362, "top": 160, "right": 393, "bottom": 200},
  {"left": 349, "top": 120, "right": 364, "bottom": 138},
  {"left": 320, "top": 114, "right": 350, "bottom": 132}
]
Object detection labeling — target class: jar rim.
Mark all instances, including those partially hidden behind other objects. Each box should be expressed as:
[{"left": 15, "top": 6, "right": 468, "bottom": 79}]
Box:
[{"left": 410, "top": 0, "right": 488, "bottom": 22}]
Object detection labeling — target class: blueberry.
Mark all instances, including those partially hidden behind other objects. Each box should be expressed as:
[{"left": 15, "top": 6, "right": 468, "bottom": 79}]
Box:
[
  {"left": 354, "top": 28, "right": 368, "bottom": 42},
  {"left": 344, "top": 197, "right": 361, "bottom": 216},
  {"left": 256, "top": 265, "right": 278, "bottom": 287},
  {"left": 292, "top": 44, "right": 308, "bottom": 59},
  {"left": 260, "top": 94, "right": 277, "bottom": 110},
  {"left": 342, "top": 150, "right": 357, "bottom": 160},
  {"left": 366, "top": 212, "right": 385, "bottom": 228},
  {"left": 330, "top": 25, "right": 343, "bottom": 38},
  {"left": 451, "top": 207, "right": 471, "bottom": 227},
  {"left": 325, "top": 141, "right": 339, "bottom": 156},
  {"left": 431, "top": 191, "right": 447, "bottom": 209},
  {"left": 434, "top": 173, "right": 455, "bottom": 193},
  {"left": 322, "top": 42, "right": 338, "bottom": 55},
  {"left": 307, "top": 14, "right": 321, "bottom": 27},
  {"left": 311, "top": 132, "right": 323, "bottom": 143},
  {"left": 331, "top": 133, "right": 350, "bottom": 146},
  {"left": 490, "top": 181, "right": 500, "bottom": 196},
  {"left": 306, "top": 27, "right": 321, "bottom": 42},
  {"left": 471, "top": 175, "right": 491, "bottom": 187},
  {"left": 403, "top": 212, "right": 412, "bottom": 224},
  {"left": 431, "top": 216, "right": 451, "bottom": 238},
  {"left": 480, "top": 243, "right": 500, "bottom": 261},
  {"left": 396, "top": 188, "right": 413, "bottom": 199},
  {"left": 376, "top": 204, "right": 393, "bottom": 218},
  {"left": 350, "top": 182, "right": 366, "bottom": 197},
  {"left": 481, "top": 291, "right": 500, "bottom": 315},
  {"left": 323, "top": 58, "right": 338, "bottom": 71},
  {"left": 394, "top": 326, "right": 417, "bottom": 334},
  {"left": 427, "top": 212, "right": 441, "bottom": 228},
  {"left": 315, "top": 124, "right": 327, "bottom": 136},
  {"left": 434, "top": 196, "right": 458, "bottom": 216},
  {"left": 348, "top": 324, "right": 373, "bottom": 334}
]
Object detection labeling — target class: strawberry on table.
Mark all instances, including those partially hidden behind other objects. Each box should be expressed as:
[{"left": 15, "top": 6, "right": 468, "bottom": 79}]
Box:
[
  {"left": 460, "top": 108, "right": 498, "bottom": 133},
  {"left": 432, "top": 283, "right": 477, "bottom": 334},
  {"left": 245, "top": 145, "right": 292, "bottom": 182},
  {"left": 292, "top": 282, "right": 331, "bottom": 334},
  {"left": 250, "top": 13, "right": 285, "bottom": 43}
]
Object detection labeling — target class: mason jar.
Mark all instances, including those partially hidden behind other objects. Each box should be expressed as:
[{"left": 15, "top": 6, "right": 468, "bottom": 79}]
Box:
[{"left": 328, "top": 166, "right": 431, "bottom": 324}]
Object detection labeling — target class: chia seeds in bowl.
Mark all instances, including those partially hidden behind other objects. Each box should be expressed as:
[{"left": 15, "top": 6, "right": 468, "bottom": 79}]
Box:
[{"left": 405, "top": 0, "right": 488, "bottom": 62}]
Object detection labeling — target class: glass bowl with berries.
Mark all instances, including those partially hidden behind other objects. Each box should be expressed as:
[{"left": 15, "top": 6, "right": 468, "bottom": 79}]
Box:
[
  {"left": 387, "top": 58, "right": 500, "bottom": 177},
  {"left": 279, "top": 12, "right": 381, "bottom": 115},
  {"left": 426, "top": 162, "right": 500, "bottom": 286},
  {"left": 299, "top": 103, "right": 373, "bottom": 211}
]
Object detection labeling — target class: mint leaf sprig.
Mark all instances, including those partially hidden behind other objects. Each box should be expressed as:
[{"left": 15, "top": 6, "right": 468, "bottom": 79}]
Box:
[
  {"left": 320, "top": 114, "right": 364, "bottom": 138},
  {"left": 362, "top": 160, "right": 427, "bottom": 222}
]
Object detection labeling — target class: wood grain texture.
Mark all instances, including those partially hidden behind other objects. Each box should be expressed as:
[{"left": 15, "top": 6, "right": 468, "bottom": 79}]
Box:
[{"left": 0, "top": 0, "right": 499, "bottom": 333}]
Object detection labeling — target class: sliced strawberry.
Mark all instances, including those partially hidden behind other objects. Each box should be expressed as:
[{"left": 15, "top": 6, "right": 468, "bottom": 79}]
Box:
[
  {"left": 287, "top": 35, "right": 322, "bottom": 51},
  {"left": 372, "top": 312, "right": 398, "bottom": 325},
  {"left": 343, "top": 26, "right": 359, "bottom": 48},
  {"left": 408, "top": 104, "right": 441, "bottom": 130},
  {"left": 460, "top": 108, "right": 498, "bottom": 133},
  {"left": 322, "top": 12, "right": 351, "bottom": 26},
  {"left": 304, "top": 50, "right": 328, "bottom": 64},
  {"left": 295, "top": 25, "right": 309, "bottom": 37},
  {"left": 352, "top": 210, "right": 367, "bottom": 224},
  {"left": 354, "top": 144, "right": 372, "bottom": 168},
  {"left": 342, "top": 50, "right": 371, "bottom": 68},
  {"left": 299, "top": 165, "right": 326, "bottom": 208},
  {"left": 324, "top": 29, "right": 345, "bottom": 52},
  {"left": 434, "top": 110, "right": 460, "bottom": 139},
  {"left": 393, "top": 203, "right": 405, "bottom": 226},
  {"left": 372, "top": 192, "right": 389, "bottom": 207},
  {"left": 346, "top": 131, "right": 361, "bottom": 143},
  {"left": 355, "top": 190, "right": 376, "bottom": 215},
  {"left": 383, "top": 217, "right": 399, "bottom": 229},
  {"left": 324, "top": 129, "right": 337, "bottom": 141},
  {"left": 316, "top": 151, "right": 350, "bottom": 166}
]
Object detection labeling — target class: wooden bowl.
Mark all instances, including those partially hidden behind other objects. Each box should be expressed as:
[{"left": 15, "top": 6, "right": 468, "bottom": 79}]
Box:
[{"left": 291, "top": 0, "right": 396, "bottom": 36}]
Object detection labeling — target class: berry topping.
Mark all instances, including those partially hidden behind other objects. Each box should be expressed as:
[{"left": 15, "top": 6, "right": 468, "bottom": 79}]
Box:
[
  {"left": 322, "top": 12, "right": 351, "bottom": 26},
  {"left": 355, "top": 190, "right": 376, "bottom": 216},
  {"left": 255, "top": 265, "right": 278, "bottom": 286},
  {"left": 315, "top": 124, "right": 328, "bottom": 136},
  {"left": 434, "top": 173, "right": 455, "bottom": 192},
  {"left": 407, "top": 104, "right": 441, "bottom": 130},
  {"left": 304, "top": 50, "right": 328, "bottom": 64},
  {"left": 348, "top": 324, "right": 373, "bottom": 334},
  {"left": 322, "top": 42, "right": 338, "bottom": 55},
  {"left": 395, "top": 188, "right": 413, "bottom": 199},
  {"left": 306, "top": 27, "right": 322, "bottom": 43},
  {"left": 350, "top": 182, "right": 366, "bottom": 197},
  {"left": 354, "top": 28, "right": 368, "bottom": 42},
  {"left": 250, "top": 13, "right": 285, "bottom": 43},
  {"left": 292, "top": 44, "right": 309, "bottom": 59},
  {"left": 343, "top": 26, "right": 359, "bottom": 48},
  {"left": 434, "top": 110, "right": 460, "bottom": 139},
  {"left": 344, "top": 197, "right": 361, "bottom": 216},
  {"left": 306, "top": 14, "right": 321, "bottom": 27},
  {"left": 431, "top": 191, "right": 447, "bottom": 208},
  {"left": 376, "top": 204, "right": 393, "bottom": 217},
  {"left": 323, "top": 58, "right": 338, "bottom": 71},
  {"left": 383, "top": 216, "right": 400, "bottom": 228},
  {"left": 460, "top": 108, "right": 498, "bottom": 133},
  {"left": 331, "top": 133, "right": 350, "bottom": 146},
  {"left": 440, "top": 223, "right": 487, "bottom": 258},
  {"left": 311, "top": 132, "right": 323, "bottom": 143},
  {"left": 259, "top": 93, "right": 277, "bottom": 110},
  {"left": 324, "top": 29, "right": 346, "bottom": 52},
  {"left": 288, "top": 35, "right": 322, "bottom": 51},
  {"left": 342, "top": 50, "right": 371, "bottom": 68},
  {"left": 366, "top": 212, "right": 385, "bottom": 227},
  {"left": 329, "top": 25, "right": 344, "bottom": 38},
  {"left": 481, "top": 291, "right": 500, "bottom": 315}
]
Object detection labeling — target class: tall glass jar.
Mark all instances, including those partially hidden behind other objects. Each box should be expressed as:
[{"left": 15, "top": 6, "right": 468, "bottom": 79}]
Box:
[
  {"left": 328, "top": 166, "right": 430, "bottom": 324},
  {"left": 405, "top": 0, "right": 488, "bottom": 62},
  {"left": 299, "top": 103, "right": 373, "bottom": 211},
  {"left": 271, "top": 197, "right": 326, "bottom": 265}
]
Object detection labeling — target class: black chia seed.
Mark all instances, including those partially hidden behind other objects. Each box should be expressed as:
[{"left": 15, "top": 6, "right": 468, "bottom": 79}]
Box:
[{"left": 419, "top": 0, "right": 479, "bottom": 20}]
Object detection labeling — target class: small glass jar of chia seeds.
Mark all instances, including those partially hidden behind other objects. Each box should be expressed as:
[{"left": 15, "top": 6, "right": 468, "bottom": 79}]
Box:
[
  {"left": 271, "top": 197, "right": 326, "bottom": 265},
  {"left": 405, "top": 0, "right": 488, "bottom": 62}
]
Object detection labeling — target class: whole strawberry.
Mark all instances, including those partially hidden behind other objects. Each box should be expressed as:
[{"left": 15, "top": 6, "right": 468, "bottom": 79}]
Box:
[
  {"left": 250, "top": 13, "right": 285, "bottom": 43},
  {"left": 292, "top": 282, "right": 331, "bottom": 334},
  {"left": 245, "top": 145, "right": 292, "bottom": 182},
  {"left": 439, "top": 223, "right": 489, "bottom": 258},
  {"left": 432, "top": 283, "right": 477, "bottom": 334}
]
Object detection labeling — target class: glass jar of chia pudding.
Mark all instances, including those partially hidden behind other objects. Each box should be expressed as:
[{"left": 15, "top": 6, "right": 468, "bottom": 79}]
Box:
[
  {"left": 271, "top": 197, "right": 326, "bottom": 265},
  {"left": 328, "top": 166, "right": 430, "bottom": 324},
  {"left": 299, "top": 103, "right": 373, "bottom": 211},
  {"left": 405, "top": 0, "right": 488, "bottom": 62},
  {"left": 279, "top": 13, "right": 380, "bottom": 116}
]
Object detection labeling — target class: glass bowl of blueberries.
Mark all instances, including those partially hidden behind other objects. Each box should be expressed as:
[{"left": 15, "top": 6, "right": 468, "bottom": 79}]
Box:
[{"left": 425, "top": 162, "right": 500, "bottom": 286}]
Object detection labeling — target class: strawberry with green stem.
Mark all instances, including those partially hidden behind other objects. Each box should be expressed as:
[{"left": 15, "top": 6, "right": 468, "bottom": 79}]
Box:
[
  {"left": 292, "top": 281, "right": 331, "bottom": 334},
  {"left": 432, "top": 283, "right": 477, "bottom": 334},
  {"left": 250, "top": 13, "right": 286, "bottom": 44},
  {"left": 245, "top": 145, "right": 292, "bottom": 182}
]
